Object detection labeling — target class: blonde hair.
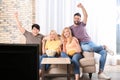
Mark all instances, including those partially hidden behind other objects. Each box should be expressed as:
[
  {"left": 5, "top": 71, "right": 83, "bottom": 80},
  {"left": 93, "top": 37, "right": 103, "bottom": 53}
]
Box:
[
  {"left": 61, "top": 27, "right": 73, "bottom": 43},
  {"left": 49, "top": 30, "right": 59, "bottom": 41}
]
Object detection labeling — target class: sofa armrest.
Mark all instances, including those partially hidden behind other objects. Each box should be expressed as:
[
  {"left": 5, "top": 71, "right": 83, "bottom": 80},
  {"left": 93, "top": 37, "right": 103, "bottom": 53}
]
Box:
[
  {"left": 80, "top": 58, "right": 95, "bottom": 67},
  {"left": 82, "top": 51, "right": 94, "bottom": 58},
  {"left": 80, "top": 51, "right": 95, "bottom": 67}
]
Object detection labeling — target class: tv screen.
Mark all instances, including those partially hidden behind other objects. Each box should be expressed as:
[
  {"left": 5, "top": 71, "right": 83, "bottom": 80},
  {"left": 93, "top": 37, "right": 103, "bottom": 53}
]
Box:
[{"left": 0, "top": 44, "right": 39, "bottom": 80}]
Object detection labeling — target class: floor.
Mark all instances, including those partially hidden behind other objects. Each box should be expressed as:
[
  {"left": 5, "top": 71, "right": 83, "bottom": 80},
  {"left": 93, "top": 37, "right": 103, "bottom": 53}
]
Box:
[{"left": 43, "top": 64, "right": 120, "bottom": 80}]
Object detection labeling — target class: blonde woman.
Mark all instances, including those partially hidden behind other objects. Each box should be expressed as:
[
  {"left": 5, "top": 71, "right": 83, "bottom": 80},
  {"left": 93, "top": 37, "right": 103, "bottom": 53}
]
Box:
[
  {"left": 61, "top": 27, "right": 83, "bottom": 80},
  {"left": 39, "top": 30, "right": 61, "bottom": 77}
]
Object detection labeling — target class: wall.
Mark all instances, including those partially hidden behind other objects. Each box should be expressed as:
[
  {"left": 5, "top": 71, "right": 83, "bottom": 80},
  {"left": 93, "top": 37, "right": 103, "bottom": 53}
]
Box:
[{"left": 0, "top": 0, "right": 35, "bottom": 43}]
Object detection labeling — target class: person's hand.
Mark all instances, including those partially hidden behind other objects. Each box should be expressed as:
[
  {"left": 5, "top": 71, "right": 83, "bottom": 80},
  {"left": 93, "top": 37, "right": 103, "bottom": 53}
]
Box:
[
  {"left": 14, "top": 12, "right": 18, "bottom": 18},
  {"left": 42, "top": 38, "right": 46, "bottom": 43},
  {"left": 77, "top": 3, "right": 83, "bottom": 8},
  {"left": 42, "top": 36, "right": 48, "bottom": 43}
]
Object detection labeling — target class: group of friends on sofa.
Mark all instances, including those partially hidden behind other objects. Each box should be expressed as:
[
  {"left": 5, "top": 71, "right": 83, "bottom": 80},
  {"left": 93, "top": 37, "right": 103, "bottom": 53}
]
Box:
[{"left": 14, "top": 3, "right": 114, "bottom": 80}]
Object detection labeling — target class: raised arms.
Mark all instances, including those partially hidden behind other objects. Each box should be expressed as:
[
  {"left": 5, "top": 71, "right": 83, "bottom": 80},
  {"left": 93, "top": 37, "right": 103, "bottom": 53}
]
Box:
[
  {"left": 14, "top": 12, "right": 25, "bottom": 34},
  {"left": 77, "top": 3, "right": 88, "bottom": 24}
]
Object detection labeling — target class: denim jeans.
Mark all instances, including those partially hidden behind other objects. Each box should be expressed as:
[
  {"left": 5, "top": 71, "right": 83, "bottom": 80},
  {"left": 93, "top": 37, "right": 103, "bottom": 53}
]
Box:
[
  {"left": 39, "top": 54, "right": 54, "bottom": 70},
  {"left": 80, "top": 41, "right": 107, "bottom": 71},
  {"left": 61, "top": 52, "right": 83, "bottom": 74}
]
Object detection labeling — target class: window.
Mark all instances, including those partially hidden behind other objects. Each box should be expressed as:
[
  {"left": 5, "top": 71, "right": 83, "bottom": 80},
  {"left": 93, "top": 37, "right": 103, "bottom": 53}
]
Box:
[{"left": 116, "top": 0, "right": 120, "bottom": 54}]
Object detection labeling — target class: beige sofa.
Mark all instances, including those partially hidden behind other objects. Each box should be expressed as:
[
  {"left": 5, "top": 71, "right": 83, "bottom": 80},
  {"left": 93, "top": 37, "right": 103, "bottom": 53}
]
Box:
[{"left": 43, "top": 51, "right": 96, "bottom": 79}]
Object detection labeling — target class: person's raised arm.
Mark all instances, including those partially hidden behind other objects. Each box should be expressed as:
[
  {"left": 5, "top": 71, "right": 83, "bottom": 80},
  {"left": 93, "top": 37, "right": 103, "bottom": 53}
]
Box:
[
  {"left": 14, "top": 12, "right": 25, "bottom": 34},
  {"left": 77, "top": 3, "right": 88, "bottom": 24}
]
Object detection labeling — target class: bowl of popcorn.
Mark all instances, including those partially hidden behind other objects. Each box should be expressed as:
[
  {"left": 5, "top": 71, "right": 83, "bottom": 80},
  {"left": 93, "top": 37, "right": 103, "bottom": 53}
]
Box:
[{"left": 46, "top": 50, "right": 56, "bottom": 56}]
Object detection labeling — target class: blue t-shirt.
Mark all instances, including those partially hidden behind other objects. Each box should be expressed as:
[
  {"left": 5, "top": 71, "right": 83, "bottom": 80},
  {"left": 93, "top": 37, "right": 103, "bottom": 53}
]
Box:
[{"left": 70, "top": 22, "right": 91, "bottom": 42}]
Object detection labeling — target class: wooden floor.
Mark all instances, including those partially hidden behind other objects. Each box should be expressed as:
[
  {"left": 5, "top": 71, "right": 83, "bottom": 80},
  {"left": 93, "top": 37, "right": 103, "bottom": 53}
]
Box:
[{"left": 42, "top": 65, "right": 120, "bottom": 80}]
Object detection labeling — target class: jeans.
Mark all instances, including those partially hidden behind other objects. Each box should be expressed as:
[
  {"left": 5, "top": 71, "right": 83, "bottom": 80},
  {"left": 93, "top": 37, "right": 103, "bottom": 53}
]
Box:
[
  {"left": 61, "top": 52, "right": 83, "bottom": 74},
  {"left": 80, "top": 41, "right": 107, "bottom": 71},
  {"left": 39, "top": 54, "right": 54, "bottom": 70}
]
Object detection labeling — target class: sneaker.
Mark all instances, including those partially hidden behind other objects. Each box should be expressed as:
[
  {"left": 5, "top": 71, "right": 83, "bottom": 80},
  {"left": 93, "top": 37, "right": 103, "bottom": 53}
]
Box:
[
  {"left": 98, "top": 72, "right": 111, "bottom": 79},
  {"left": 80, "top": 72, "right": 83, "bottom": 78},
  {"left": 80, "top": 68, "right": 83, "bottom": 78},
  {"left": 106, "top": 47, "right": 114, "bottom": 56},
  {"left": 104, "top": 45, "right": 114, "bottom": 56}
]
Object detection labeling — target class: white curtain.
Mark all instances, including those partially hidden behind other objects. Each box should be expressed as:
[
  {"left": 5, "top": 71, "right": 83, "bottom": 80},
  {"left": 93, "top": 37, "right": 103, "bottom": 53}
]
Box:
[
  {"left": 35, "top": 0, "right": 116, "bottom": 54},
  {"left": 35, "top": 0, "right": 81, "bottom": 34}
]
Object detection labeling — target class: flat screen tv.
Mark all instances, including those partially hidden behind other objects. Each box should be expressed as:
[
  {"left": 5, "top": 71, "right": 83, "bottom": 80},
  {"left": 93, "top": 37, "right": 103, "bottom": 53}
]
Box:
[{"left": 0, "top": 44, "right": 39, "bottom": 80}]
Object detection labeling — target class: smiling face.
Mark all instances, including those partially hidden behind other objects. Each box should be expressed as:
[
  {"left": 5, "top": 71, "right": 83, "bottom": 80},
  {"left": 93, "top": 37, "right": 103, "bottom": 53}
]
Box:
[
  {"left": 63, "top": 28, "right": 70, "bottom": 38},
  {"left": 62, "top": 27, "right": 72, "bottom": 39},
  {"left": 74, "top": 15, "right": 81, "bottom": 25},
  {"left": 49, "top": 30, "right": 58, "bottom": 41},
  {"left": 32, "top": 27, "right": 40, "bottom": 36},
  {"left": 50, "top": 31, "right": 56, "bottom": 40},
  {"left": 61, "top": 27, "right": 73, "bottom": 44}
]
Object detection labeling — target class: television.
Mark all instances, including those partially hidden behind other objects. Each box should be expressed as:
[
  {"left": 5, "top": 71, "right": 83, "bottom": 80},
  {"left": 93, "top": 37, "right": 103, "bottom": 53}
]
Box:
[{"left": 0, "top": 44, "right": 39, "bottom": 80}]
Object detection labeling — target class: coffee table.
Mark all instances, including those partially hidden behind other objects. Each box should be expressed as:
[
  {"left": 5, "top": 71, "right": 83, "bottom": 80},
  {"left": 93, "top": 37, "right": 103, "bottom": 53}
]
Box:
[{"left": 41, "top": 58, "right": 71, "bottom": 80}]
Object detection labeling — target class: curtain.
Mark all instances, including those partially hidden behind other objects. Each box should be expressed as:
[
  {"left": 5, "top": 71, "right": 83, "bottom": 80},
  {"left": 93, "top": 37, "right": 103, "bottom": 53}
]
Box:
[
  {"left": 35, "top": 0, "right": 81, "bottom": 35},
  {"left": 35, "top": 0, "right": 116, "bottom": 54}
]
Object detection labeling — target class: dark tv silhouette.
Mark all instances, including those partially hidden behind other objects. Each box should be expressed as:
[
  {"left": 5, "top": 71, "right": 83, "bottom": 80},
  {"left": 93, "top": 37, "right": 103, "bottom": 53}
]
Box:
[{"left": 0, "top": 44, "right": 39, "bottom": 80}]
